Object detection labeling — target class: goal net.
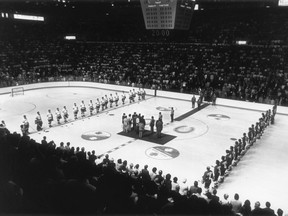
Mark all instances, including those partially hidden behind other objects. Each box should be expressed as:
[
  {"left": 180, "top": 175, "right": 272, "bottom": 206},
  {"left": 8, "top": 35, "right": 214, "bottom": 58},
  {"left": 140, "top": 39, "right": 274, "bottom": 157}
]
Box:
[{"left": 11, "top": 87, "right": 24, "bottom": 97}]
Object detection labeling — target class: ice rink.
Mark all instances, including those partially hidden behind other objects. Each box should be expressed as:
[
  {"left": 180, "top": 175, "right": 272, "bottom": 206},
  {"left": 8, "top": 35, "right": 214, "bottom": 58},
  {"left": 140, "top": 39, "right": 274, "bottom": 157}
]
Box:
[{"left": 0, "top": 82, "right": 288, "bottom": 213}]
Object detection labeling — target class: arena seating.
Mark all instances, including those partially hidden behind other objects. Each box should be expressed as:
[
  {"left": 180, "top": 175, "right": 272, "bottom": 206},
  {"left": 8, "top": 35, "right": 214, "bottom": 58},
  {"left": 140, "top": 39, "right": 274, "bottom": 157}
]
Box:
[
  {"left": 0, "top": 3, "right": 287, "bottom": 214},
  {"left": 0, "top": 107, "right": 281, "bottom": 215},
  {"left": 0, "top": 40, "right": 287, "bottom": 105}
]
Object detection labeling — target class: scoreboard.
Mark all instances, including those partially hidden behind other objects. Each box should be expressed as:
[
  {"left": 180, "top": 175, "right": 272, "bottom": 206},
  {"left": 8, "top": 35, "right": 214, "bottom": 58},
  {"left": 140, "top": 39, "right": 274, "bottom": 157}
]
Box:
[{"left": 140, "top": 0, "right": 195, "bottom": 30}]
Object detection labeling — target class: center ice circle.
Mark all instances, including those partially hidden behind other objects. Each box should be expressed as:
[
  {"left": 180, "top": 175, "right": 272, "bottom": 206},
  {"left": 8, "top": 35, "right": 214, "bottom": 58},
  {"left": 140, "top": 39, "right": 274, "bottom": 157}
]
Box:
[{"left": 81, "top": 131, "right": 111, "bottom": 141}]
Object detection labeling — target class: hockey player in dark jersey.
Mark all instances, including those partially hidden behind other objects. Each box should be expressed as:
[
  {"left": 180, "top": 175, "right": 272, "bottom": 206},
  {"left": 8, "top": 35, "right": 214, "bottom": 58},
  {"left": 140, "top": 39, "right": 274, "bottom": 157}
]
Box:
[
  {"left": 109, "top": 94, "right": 114, "bottom": 108},
  {"left": 114, "top": 93, "right": 119, "bottom": 107},
  {"left": 80, "top": 100, "right": 86, "bottom": 118},
  {"left": 95, "top": 98, "right": 100, "bottom": 113},
  {"left": 73, "top": 103, "right": 79, "bottom": 120}
]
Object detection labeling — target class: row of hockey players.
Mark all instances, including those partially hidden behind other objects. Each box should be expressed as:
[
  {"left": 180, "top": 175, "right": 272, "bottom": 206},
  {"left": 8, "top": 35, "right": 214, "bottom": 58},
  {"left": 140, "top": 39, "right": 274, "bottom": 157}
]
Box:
[
  {"left": 23, "top": 89, "right": 146, "bottom": 134},
  {"left": 202, "top": 104, "right": 277, "bottom": 190}
]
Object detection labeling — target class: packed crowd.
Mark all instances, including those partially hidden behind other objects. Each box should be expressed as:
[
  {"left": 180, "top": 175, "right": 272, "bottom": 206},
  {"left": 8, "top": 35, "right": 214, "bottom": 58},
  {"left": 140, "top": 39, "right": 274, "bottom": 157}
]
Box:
[
  {"left": 1, "top": 40, "right": 287, "bottom": 106},
  {"left": 0, "top": 104, "right": 283, "bottom": 215}
]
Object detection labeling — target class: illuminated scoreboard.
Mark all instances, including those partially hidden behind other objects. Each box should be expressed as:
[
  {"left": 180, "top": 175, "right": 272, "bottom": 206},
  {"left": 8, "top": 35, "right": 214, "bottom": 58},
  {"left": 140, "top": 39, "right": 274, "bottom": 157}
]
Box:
[
  {"left": 140, "top": 0, "right": 195, "bottom": 30},
  {"left": 279, "top": 0, "right": 288, "bottom": 6}
]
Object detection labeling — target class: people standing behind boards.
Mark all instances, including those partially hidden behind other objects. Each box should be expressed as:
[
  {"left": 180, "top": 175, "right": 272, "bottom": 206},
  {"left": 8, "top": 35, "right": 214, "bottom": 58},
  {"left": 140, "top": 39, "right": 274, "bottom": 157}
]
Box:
[{"left": 191, "top": 95, "right": 196, "bottom": 108}]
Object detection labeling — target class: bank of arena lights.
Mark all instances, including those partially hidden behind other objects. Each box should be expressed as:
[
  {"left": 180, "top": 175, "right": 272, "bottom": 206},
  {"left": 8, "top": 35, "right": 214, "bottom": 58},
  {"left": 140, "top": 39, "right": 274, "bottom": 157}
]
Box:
[{"left": 13, "top": 14, "right": 44, "bottom": 21}]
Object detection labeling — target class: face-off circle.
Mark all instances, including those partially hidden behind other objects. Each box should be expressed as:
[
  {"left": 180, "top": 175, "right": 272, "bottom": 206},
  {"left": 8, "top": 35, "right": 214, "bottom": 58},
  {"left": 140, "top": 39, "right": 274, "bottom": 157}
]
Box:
[
  {"left": 173, "top": 119, "right": 209, "bottom": 139},
  {"left": 156, "top": 106, "right": 172, "bottom": 112},
  {"left": 145, "top": 146, "right": 180, "bottom": 160},
  {"left": 174, "top": 126, "right": 195, "bottom": 133},
  {"left": 207, "top": 114, "right": 230, "bottom": 120},
  {"left": 81, "top": 131, "right": 111, "bottom": 141}
]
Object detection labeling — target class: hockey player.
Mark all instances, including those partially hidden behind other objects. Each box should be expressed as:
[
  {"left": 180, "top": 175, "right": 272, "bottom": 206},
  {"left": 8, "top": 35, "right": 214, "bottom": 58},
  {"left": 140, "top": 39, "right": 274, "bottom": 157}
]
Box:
[
  {"left": 35, "top": 111, "right": 43, "bottom": 131},
  {"left": 73, "top": 103, "right": 79, "bottom": 120},
  {"left": 22, "top": 115, "right": 29, "bottom": 135},
  {"left": 62, "top": 106, "right": 69, "bottom": 123},
  {"left": 88, "top": 100, "right": 94, "bottom": 116},
  {"left": 104, "top": 95, "right": 109, "bottom": 109},
  {"left": 122, "top": 91, "right": 126, "bottom": 105},
  {"left": 47, "top": 109, "right": 53, "bottom": 128},
  {"left": 80, "top": 100, "right": 86, "bottom": 118},
  {"left": 101, "top": 97, "right": 106, "bottom": 111},
  {"left": 95, "top": 98, "right": 100, "bottom": 113},
  {"left": 129, "top": 90, "right": 133, "bottom": 103},
  {"left": 137, "top": 88, "right": 142, "bottom": 101},
  {"left": 114, "top": 93, "right": 119, "bottom": 107},
  {"left": 55, "top": 108, "right": 62, "bottom": 124},
  {"left": 109, "top": 94, "right": 114, "bottom": 108}
]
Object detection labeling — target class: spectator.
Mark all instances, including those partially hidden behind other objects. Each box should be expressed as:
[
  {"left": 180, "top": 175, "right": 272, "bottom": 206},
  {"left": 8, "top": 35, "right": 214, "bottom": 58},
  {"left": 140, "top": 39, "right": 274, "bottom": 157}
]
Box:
[
  {"left": 251, "top": 201, "right": 264, "bottom": 216},
  {"left": 189, "top": 180, "right": 200, "bottom": 196},
  {"left": 240, "top": 199, "right": 252, "bottom": 216},
  {"left": 231, "top": 193, "right": 242, "bottom": 214},
  {"left": 263, "top": 201, "right": 276, "bottom": 216}
]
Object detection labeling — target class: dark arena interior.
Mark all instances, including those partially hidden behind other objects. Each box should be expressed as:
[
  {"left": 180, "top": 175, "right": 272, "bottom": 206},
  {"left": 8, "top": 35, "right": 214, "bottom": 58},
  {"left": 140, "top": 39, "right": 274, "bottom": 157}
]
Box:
[{"left": 0, "top": 0, "right": 288, "bottom": 215}]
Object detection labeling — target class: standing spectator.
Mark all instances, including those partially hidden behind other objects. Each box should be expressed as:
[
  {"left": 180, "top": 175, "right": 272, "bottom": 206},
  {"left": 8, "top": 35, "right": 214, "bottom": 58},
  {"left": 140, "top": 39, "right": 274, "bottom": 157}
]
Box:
[
  {"left": 212, "top": 92, "right": 217, "bottom": 105},
  {"left": 41, "top": 136, "right": 48, "bottom": 146},
  {"left": 197, "top": 97, "right": 202, "bottom": 110},
  {"left": 191, "top": 95, "right": 196, "bottom": 108},
  {"left": 211, "top": 189, "right": 220, "bottom": 203},
  {"left": 139, "top": 165, "right": 151, "bottom": 183},
  {"left": 150, "top": 167, "right": 157, "bottom": 181},
  {"left": 171, "top": 177, "right": 179, "bottom": 191},
  {"left": 154, "top": 170, "right": 164, "bottom": 186},
  {"left": 132, "top": 112, "right": 137, "bottom": 131},
  {"left": 138, "top": 118, "right": 145, "bottom": 138},
  {"left": 277, "top": 208, "right": 283, "bottom": 216},
  {"left": 263, "top": 201, "right": 276, "bottom": 216},
  {"left": 221, "top": 194, "right": 231, "bottom": 206},
  {"left": 116, "top": 159, "right": 123, "bottom": 172},
  {"left": 150, "top": 116, "right": 155, "bottom": 134},
  {"left": 127, "top": 114, "right": 132, "bottom": 132},
  {"left": 65, "top": 142, "right": 71, "bottom": 151},
  {"left": 133, "top": 164, "right": 140, "bottom": 177},
  {"left": 240, "top": 199, "right": 252, "bottom": 216},
  {"left": 231, "top": 193, "right": 242, "bottom": 214},
  {"left": 189, "top": 180, "right": 200, "bottom": 195},
  {"left": 88, "top": 150, "right": 97, "bottom": 164},
  {"left": 251, "top": 201, "right": 264, "bottom": 216},
  {"left": 170, "top": 107, "right": 174, "bottom": 122},
  {"left": 156, "top": 118, "right": 163, "bottom": 138},
  {"left": 0, "top": 121, "right": 9, "bottom": 137},
  {"left": 179, "top": 178, "right": 189, "bottom": 196}
]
